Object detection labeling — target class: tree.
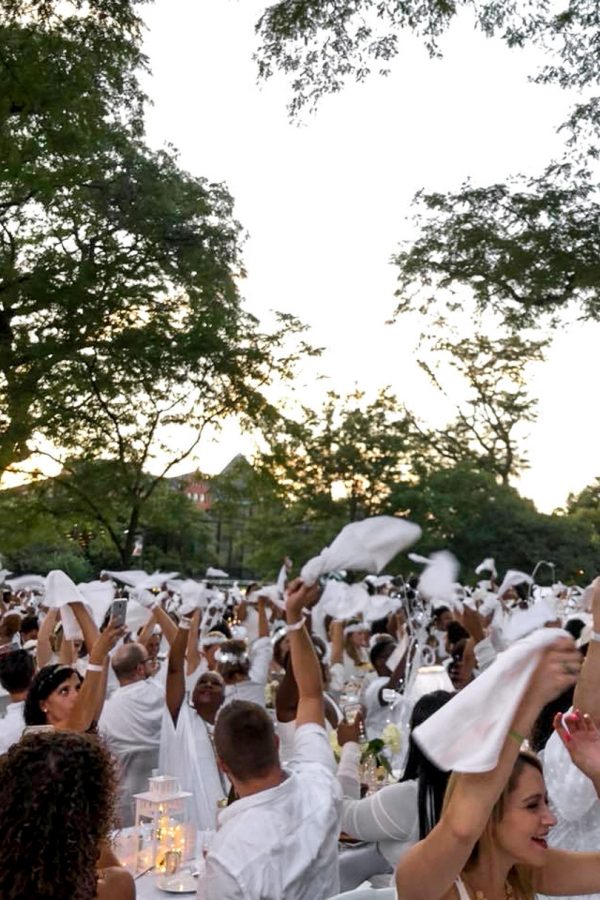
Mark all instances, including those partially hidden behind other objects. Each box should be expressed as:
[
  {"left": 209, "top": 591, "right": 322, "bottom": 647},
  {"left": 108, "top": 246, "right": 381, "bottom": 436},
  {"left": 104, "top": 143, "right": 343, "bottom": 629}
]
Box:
[
  {"left": 386, "top": 462, "right": 600, "bottom": 582},
  {"left": 255, "top": 0, "right": 600, "bottom": 330},
  {"left": 407, "top": 331, "right": 548, "bottom": 484},
  {"left": 0, "top": 0, "right": 315, "bottom": 476},
  {"left": 254, "top": 0, "right": 545, "bottom": 116},
  {"left": 0, "top": 459, "right": 213, "bottom": 575},
  {"left": 259, "top": 388, "right": 414, "bottom": 522}
]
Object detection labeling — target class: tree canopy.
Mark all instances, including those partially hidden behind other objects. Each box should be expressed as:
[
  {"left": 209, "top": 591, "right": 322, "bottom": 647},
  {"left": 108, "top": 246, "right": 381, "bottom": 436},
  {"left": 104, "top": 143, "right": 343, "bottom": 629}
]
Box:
[{"left": 255, "top": 0, "right": 600, "bottom": 330}]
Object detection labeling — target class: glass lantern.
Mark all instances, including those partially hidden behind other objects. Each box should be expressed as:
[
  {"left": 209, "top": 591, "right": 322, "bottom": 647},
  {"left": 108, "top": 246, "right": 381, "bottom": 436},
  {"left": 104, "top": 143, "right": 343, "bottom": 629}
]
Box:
[{"left": 134, "top": 775, "right": 195, "bottom": 873}]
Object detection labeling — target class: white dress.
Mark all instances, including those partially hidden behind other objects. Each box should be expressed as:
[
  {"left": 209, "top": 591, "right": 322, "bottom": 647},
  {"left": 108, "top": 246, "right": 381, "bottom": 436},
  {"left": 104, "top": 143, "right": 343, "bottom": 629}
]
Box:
[
  {"left": 159, "top": 704, "right": 227, "bottom": 830},
  {"left": 541, "top": 728, "right": 600, "bottom": 900}
]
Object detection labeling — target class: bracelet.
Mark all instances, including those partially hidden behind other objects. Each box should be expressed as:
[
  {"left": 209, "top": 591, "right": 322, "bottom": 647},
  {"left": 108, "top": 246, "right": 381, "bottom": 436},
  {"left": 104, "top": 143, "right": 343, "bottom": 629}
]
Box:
[
  {"left": 592, "top": 631, "right": 600, "bottom": 643},
  {"left": 179, "top": 619, "right": 192, "bottom": 631},
  {"left": 302, "top": 607, "right": 312, "bottom": 616},
  {"left": 508, "top": 728, "right": 526, "bottom": 746},
  {"left": 86, "top": 663, "right": 104, "bottom": 673},
  {"left": 286, "top": 616, "right": 306, "bottom": 632}
]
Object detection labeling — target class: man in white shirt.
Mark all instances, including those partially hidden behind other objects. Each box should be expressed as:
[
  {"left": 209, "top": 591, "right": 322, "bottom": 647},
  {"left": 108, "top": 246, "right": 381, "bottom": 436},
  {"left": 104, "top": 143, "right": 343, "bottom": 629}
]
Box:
[
  {"left": 204, "top": 579, "right": 342, "bottom": 900},
  {"left": 99, "top": 642, "right": 164, "bottom": 825},
  {"left": 0, "top": 649, "right": 35, "bottom": 754}
]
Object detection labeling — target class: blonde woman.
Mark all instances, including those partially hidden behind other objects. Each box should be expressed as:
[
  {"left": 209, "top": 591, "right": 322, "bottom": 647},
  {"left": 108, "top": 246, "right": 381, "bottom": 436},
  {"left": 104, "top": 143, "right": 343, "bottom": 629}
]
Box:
[{"left": 395, "top": 638, "right": 600, "bottom": 900}]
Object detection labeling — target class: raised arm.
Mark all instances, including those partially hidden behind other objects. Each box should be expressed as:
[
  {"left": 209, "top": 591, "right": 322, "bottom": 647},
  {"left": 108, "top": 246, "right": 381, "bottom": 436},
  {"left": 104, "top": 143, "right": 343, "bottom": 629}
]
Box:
[
  {"left": 395, "top": 639, "right": 581, "bottom": 900},
  {"left": 286, "top": 579, "right": 324, "bottom": 728},
  {"left": 275, "top": 653, "right": 299, "bottom": 724},
  {"left": 70, "top": 602, "right": 100, "bottom": 656},
  {"left": 573, "top": 576, "right": 600, "bottom": 723},
  {"left": 185, "top": 609, "right": 202, "bottom": 675},
  {"left": 166, "top": 619, "right": 189, "bottom": 724},
  {"left": 152, "top": 604, "right": 178, "bottom": 646},
  {"left": 36, "top": 607, "right": 58, "bottom": 668},
  {"left": 62, "top": 619, "right": 125, "bottom": 732},
  {"left": 256, "top": 596, "right": 269, "bottom": 639}
]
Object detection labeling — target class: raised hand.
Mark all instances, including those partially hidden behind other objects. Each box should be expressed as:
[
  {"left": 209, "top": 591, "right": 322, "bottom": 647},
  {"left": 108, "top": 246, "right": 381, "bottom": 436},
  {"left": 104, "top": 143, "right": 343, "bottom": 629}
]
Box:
[
  {"left": 554, "top": 708, "right": 600, "bottom": 781},
  {"left": 528, "top": 638, "right": 582, "bottom": 707},
  {"left": 89, "top": 618, "right": 127, "bottom": 665}
]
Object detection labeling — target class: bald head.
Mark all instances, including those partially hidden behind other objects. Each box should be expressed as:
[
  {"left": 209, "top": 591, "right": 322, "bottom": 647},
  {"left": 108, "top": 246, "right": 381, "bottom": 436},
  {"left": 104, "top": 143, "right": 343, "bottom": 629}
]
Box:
[{"left": 111, "top": 642, "right": 149, "bottom": 685}]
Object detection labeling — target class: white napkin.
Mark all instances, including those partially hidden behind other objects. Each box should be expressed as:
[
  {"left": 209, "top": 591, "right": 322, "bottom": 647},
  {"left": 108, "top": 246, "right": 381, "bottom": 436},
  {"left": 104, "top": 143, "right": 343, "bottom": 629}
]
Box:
[
  {"left": 7, "top": 574, "right": 46, "bottom": 592},
  {"left": 496, "top": 569, "right": 532, "bottom": 599},
  {"left": 206, "top": 566, "right": 229, "bottom": 578},
  {"left": 413, "top": 627, "right": 567, "bottom": 772},
  {"left": 300, "top": 516, "right": 421, "bottom": 586},
  {"left": 77, "top": 580, "right": 115, "bottom": 627},
  {"left": 363, "top": 591, "right": 402, "bottom": 623},
  {"left": 178, "top": 581, "right": 208, "bottom": 616},
  {"left": 475, "top": 557, "right": 497, "bottom": 578},
  {"left": 101, "top": 569, "right": 149, "bottom": 587},
  {"left": 416, "top": 551, "right": 460, "bottom": 606},
  {"left": 501, "top": 599, "right": 558, "bottom": 644},
  {"left": 45, "top": 570, "right": 90, "bottom": 641},
  {"left": 318, "top": 581, "right": 368, "bottom": 619},
  {"left": 137, "top": 571, "right": 179, "bottom": 592}
]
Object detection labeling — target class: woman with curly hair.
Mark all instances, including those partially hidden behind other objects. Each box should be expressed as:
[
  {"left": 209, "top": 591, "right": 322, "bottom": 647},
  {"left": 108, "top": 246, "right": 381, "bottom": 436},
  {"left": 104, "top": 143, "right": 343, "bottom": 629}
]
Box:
[{"left": 0, "top": 730, "right": 133, "bottom": 899}]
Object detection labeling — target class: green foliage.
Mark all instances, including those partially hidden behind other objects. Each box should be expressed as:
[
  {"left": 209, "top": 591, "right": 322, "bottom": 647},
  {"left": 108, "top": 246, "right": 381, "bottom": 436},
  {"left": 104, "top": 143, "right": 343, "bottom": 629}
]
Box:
[
  {"left": 0, "top": 460, "right": 213, "bottom": 575},
  {"left": 0, "top": 0, "right": 316, "bottom": 475},
  {"left": 255, "top": 0, "right": 600, "bottom": 330},
  {"left": 259, "top": 388, "right": 413, "bottom": 522},
  {"left": 393, "top": 173, "right": 600, "bottom": 330},
  {"left": 254, "top": 0, "right": 543, "bottom": 115},
  {"left": 387, "top": 463, "right": 600, "bottom": 582},
  {"left": 408, "top": 331, "right": 548, "bottom": 483}
]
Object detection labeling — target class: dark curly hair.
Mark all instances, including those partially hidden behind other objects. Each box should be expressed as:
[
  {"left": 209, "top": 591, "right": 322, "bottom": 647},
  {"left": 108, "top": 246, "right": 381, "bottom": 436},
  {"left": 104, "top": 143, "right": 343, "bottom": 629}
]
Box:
[
  {"left": 24, "top": 664, "right": 80, "bottom": 725},
  {"left": 0, "top": 730, "right": 118, "bottom": 899}
]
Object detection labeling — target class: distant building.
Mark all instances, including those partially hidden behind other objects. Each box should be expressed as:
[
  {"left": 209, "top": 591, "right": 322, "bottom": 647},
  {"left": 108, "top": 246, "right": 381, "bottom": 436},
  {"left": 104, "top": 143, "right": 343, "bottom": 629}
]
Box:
[{"left": 168, "top": 456, "right": 256, "bottom": 578}]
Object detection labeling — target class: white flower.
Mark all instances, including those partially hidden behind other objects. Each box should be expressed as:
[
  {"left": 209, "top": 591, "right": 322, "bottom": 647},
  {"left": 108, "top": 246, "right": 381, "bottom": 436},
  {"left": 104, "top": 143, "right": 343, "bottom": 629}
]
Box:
[{"left": 381, "top": 723, "right": 401, "bottom": 753}]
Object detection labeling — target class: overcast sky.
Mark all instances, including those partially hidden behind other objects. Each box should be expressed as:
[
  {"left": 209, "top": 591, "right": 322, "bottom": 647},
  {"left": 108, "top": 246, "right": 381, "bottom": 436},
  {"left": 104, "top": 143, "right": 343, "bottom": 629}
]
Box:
[{"left": 136, "top": 0, "right": 600, "bottom": 513}]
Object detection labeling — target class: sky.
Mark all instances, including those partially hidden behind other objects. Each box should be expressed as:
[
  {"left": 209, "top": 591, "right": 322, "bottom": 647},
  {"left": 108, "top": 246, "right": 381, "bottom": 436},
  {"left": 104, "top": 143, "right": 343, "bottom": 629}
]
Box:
[{"left": 29, "top": 0, "right": 598, "bottom": 512}]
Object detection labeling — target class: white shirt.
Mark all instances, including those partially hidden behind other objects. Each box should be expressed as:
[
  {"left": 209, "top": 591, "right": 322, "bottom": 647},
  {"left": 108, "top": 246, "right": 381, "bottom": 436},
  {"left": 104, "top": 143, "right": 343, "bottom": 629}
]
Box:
[
  {"left": 338, "top": 742, "right": 419, "bottom": 866},
  {"left": 99, "top": 678, "right": 165, "bottom": 825},
  {"left": 0, "top": 701, "right": 25, "bottom": 755},
  {"left": 203, "top": 723, "right": 342, "bottom": 899},
  {"left": 99, "top": 678, "right": 164, "bottom": 753},
  {"left": 223, "top": 637, "right": 273, "bottom": 709}
]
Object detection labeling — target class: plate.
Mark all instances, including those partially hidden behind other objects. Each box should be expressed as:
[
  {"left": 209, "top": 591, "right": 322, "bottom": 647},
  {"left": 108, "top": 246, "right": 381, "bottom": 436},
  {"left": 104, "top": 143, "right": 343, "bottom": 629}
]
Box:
[{"left": 157, "top": 871, "right": 197, "bottom": 894}]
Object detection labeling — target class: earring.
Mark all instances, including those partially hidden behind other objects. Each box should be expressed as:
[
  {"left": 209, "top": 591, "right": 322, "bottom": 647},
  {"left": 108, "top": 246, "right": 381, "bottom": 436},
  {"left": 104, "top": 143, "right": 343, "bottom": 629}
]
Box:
[{"left": 42, "top": 707, "right": 48, "bottom": 713}]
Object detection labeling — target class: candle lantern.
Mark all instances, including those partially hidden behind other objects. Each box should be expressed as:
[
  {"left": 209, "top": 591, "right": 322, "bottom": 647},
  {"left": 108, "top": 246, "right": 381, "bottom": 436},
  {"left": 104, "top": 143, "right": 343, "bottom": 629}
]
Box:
[{"left": 134, "top": 775, "right": 195, "bottom": 873}]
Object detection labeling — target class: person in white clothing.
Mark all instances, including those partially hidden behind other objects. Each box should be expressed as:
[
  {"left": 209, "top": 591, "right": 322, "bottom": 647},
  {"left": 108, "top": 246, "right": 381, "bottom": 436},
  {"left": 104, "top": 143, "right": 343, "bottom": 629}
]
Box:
[
  {"left": 160, "top": 617, "right": 228, "bottom": 829},
  {"left": 99, "top": 641, "right": 164, "bottom": 825},
  {"left": 217, "top": 597, "right": 272, "bottom": 708},
  {"left": 203, "top": 578, "right": 342, "bottom": 900},
  {"left": 0, "top": 650, "right": 35, "bottom": 754}
]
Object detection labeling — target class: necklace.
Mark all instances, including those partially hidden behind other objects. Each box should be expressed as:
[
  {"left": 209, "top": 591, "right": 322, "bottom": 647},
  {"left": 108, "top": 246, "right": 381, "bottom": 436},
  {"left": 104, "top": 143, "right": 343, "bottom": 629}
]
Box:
[{"left": 462, "top": 875, "right": 514, "bottom": 900}]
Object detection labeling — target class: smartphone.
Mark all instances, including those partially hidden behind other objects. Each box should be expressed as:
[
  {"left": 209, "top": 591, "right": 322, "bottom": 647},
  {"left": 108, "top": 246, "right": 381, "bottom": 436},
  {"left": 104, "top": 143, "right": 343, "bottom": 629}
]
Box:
[{"left": 110, "top": 598, "right": 128, "bottom": 628}]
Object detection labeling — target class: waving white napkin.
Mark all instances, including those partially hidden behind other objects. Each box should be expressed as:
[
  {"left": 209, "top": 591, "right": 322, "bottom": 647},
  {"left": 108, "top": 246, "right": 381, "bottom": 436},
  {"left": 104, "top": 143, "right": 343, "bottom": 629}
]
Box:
[
  {"left": 501, "top": 599, "right": 558, "bottom": 644},
  {"left": 475, "top": 557, "right": 497, "bottom": 578},
  {"left": 496, "top": 569, "right": 533, "bottom": 599},
  {"left": 77, "top": 580, "right": 115, "bottom": 626},
  {"left": 101, "top": 569, "right": 148, "bottom": 587},
  {"left": 206, "top": 566, "right": 229, "bottom": 578},
  {"left": 7, "top": 574, "right": 46, "bottom": 592},
  {"left": 318, "top": 581, "right": 368, "bottom": 620},
  {"left": 415, "top": 551, "right": 460, "bottom": 606},
  {"left": 300, "top": 516, "right": 421, "bottom": 586},
  {"left": 413, "top": 627, "right": 567, "bottom": 772},
  {"left": 45, "top": 570, "right": 91, "bottom": 641}
]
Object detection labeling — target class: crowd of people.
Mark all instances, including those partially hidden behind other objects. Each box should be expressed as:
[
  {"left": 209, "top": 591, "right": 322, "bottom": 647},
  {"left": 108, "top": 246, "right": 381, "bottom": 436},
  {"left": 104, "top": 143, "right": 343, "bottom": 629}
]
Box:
[{"left": 2, "top": 525, "right": 600, "bottom": 900}]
